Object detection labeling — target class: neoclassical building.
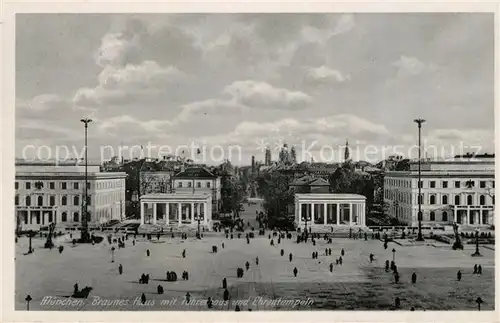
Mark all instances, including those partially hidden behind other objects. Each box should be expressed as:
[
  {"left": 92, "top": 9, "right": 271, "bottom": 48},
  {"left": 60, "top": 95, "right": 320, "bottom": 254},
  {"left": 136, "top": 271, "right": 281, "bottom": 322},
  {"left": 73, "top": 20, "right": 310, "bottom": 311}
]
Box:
[
  {"left": 15, "top": 159, "right": 127, "bottom": 231},
  {"left": 139, "top": 193, "right": 212, "bottom": 231},
  {"left": 384, "top": 157, "right": 495, "bottom": 227},
  {"left": 294, "top": 193, "right": 367, "bottom": 229}
]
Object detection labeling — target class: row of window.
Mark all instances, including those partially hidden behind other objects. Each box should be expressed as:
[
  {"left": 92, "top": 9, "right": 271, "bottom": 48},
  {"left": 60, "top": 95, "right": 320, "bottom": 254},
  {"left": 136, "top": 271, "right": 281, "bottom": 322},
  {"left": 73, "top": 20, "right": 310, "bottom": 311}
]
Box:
[
  {"left": 386, "top": 179, "right": 494, "bottom": 189},
  {"left": 15, "top": 180, "right": 124, "bottom": 190},
  {"left": 22, "top": 212, "right": 87, "bottom": 223},
  {"left": 15, "top": 195, "right": 91, "bottom": 206},
  {"left": 15, "top": 181, "right": 88, "bottom": 190},
  {"left": 386, "top": 191, "right": 495, "bottom": 206},
  {"left": 177, "top": 181, "right": 211, "bottom": 188}
]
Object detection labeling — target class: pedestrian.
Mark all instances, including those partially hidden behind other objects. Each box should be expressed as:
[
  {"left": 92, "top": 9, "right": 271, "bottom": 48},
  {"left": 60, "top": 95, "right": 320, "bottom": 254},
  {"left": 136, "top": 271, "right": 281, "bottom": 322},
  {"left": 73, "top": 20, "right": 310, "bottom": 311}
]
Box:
[
  {"left": 222, "top": 242, "right": 225, "bottom": 249},
  {"left": 473, "top": 264, "right": 478, "bottom": 274},
  {"left": 369, "top": 253, "right": 374, "bottom": 263},
  {"left": 341, "top": 248, "right": 345, "bottom": 256},
  {"left": 339, "top": 256, "right": 342, "bottom": 265},
  {"left": 293, "top": 267, "right": 298, "bottom": 277},
  {"left": 394, "top": 272, "right": 400, "bottom": 283},
  {"left": 185, "top": 292, "right": 191, "bottom": 304},
  {"left": 411, "top": 272, "right": 417, "bottom": 284},
  {"left": 247, "top": 237, "right": 250, "bottom": 244},
  {"left": 73, "top": 283, "right": 79, "bottom": 296},
  {"left": 329, "top": 263, "right": 333, "bottom": 273},
  {"left": 146, "top": 249, "right": 150, "bottom": 257},
  {"left": 207, "top": 297, "right": 213, "bottom": 309},
  {"left": 478, "top": 265, "right": 482, "bottom": 275},
  {"left": 384, "top": 241, "right": 388, "bottom": 250},
  {"left": 281, "top": 249, "right": 284, "bottom": 256},
  {"left": 270, "top": 239, "right": 274, "bottom": 246},
  {"left": 457, "top": 270, "right": 462, "bottom": 281},
  {"left": 222, "top": 277, "right": 227, "bottom": 289},
  {"left": 385, "top": 260, "right": 390, "bottom": 272},
  {"left": 391, "top": 261, "right": 395, "bottom": 271},
  {"left": 289, "top": 253, "right": 293, "bottom": 262},
  {"left": 312, "top": 252, "right": 315, "bottom": 259},
  {"left": 182, "top": 249, "right": 186, "bottom": 258},
  {"left": 133, "top": 240, "right": 135, "bottom": 246},
  {"left": 325, "top": 248, "right": 328, "bottom": 256},
  {"left": 256, "top": 257, "right": 259, "bottom": 265},
  {"left": 141, "top": 293, "right": 146, "bottom": 304},
  {"left": 157, "top": 285, "right": 164, "bottom": 295},
  {"left": 395, "top": 297, "right": 401, "bottom": 308},
  {"left": 235, "top": 305, "right": 241, "bottom": 311},
  {"left": 246, "top": 261, "right": 250, "bottom": 271},
  {"left": 118, "top": 264, "right": 123, "bottom": 275},
  {"left": 336, "top": 259, "right": 339, "bottom": 265},
  {"left": 328, "top": 248, "right": 332, "bottom": 256},
  {"left": 223, "top": 288, "right": 229, "bottom": 301}
]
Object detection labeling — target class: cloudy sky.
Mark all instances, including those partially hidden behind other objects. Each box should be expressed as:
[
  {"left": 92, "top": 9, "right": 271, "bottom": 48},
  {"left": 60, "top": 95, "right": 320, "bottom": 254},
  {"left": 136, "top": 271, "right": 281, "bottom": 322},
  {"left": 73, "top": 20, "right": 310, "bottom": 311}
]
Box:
[{"left": 16, "top": 13, "right": 494, "bottom": 165}]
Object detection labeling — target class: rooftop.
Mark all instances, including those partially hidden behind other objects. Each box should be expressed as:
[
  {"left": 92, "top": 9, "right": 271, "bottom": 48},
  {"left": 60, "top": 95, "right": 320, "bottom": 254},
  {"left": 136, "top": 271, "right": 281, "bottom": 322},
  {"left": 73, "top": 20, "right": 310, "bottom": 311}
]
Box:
[
  {"left": 295, "top": 193, "right": 367, "bottom": 200},
  {"left": 141, "top": 193, "right": 211, "bottom": 201},
  {"left": 174, "top": 167, "right": 217, "bottom": 178}
]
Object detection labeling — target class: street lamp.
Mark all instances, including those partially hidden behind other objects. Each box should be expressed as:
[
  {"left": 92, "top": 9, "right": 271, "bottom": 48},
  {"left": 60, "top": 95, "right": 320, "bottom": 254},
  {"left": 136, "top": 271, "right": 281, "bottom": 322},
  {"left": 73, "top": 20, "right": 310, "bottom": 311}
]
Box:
[
  {"left": 414, "top": 118, "right": 426, "bottom": 241},
  {"left": 80, "top": 117, "right": 92, "bottom": 242},
  {"left": 27, "top": 230, "right": 35, "bottom": 254},
  {"left": 111, "top": 246, "right": 116, "bottom": 263},
  {"left": 472, "top": 228, "right": 482, "bottom": 257},
  {"left": 303, "top": 215, "right": 311, "bottom": 236},
  {"left": 194, "top": 214, "right": 203, "bottom": 239},
  {"left": 392, "top": 248, "right": 396, "bottom": 262},
  {"left": 25, "top": 294, "right": 32, "bottom": 311}
]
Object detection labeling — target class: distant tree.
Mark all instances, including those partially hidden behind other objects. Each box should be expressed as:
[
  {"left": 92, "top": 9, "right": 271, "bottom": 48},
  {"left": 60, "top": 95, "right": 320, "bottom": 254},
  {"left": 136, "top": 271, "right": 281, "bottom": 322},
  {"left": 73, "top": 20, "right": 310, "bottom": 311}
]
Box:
[{"left": 328, "top": 162, "right": 374, "bottom": 207}]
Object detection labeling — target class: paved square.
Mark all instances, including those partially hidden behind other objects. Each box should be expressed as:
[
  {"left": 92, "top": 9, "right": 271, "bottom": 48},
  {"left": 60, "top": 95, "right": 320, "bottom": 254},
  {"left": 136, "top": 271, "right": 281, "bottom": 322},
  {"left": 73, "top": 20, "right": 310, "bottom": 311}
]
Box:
[{"left": 15, "top": 233, "right": 494, "bottom": 311}]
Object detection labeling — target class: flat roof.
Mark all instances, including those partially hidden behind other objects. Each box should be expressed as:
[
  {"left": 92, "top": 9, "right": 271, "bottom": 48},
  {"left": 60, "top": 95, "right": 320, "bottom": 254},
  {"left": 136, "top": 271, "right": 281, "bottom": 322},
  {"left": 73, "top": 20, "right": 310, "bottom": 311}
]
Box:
[
  {"left": 141, "top": 193, "right": 211, "bottom": 201},
  {"left": 295, "top": 193, "right": 366, "bottom": 200}
]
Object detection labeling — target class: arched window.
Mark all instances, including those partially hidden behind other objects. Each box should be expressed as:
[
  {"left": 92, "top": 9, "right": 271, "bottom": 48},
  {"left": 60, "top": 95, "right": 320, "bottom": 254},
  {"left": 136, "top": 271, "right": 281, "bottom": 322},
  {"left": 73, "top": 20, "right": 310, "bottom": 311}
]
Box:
[
  {"left": 455, "top": 195, "right": 460, "bottom": 205},
  {"left": 15, "top": 195, "right": 19, "bottom": 205},
  {"left": 430, "top": 195, "right": 436, "bottom": 205},
  {"left": 467, "top": 195, "right": 473, "bottom": 206},
  {"left": 62, "top": 196, "right": 67, "bottom": 205},
  {"left": 442, "top": 195, "right": 448, "bottom": 205},
  {"left": 442, "top": 211, "right": 448, "bottom": 222},
  {"left": 62, "top": 212, "right": 67, "bottom": 222},
  {"left": 430, "top": 211, "right": 435, "bottom": 221},
  {"left": 38, "top": 196, "right": 43, "bottom": 206},
  {"left": 73, "top": 212, "right": 79, "bottom": 222},
  {"left": 74, "top": 195, "right": 79, "bottom": 206},
  {"left": 480, "top": 195, "right": 486, "bottom": 206},
  {"left": 26, "top": 196, "right": 31, "bottom": 206}
]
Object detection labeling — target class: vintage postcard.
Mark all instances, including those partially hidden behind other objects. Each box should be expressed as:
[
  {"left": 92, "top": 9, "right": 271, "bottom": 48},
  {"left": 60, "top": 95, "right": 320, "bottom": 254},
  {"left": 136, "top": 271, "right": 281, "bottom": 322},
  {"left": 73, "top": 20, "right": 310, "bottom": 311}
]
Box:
[{"left": 2, "top": 1, "right": 499, "bottom": 322}]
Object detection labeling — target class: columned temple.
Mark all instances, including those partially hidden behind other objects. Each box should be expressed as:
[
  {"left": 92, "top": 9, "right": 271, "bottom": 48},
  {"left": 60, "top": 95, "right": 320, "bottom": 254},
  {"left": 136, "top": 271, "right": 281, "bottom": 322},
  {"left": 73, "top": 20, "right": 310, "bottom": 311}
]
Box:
[
  {"left": 295, "top": 193, "right": 367, "bottom": 228},
  {"left": 140, "top": 193, "right": 212, "bottom": 229}
]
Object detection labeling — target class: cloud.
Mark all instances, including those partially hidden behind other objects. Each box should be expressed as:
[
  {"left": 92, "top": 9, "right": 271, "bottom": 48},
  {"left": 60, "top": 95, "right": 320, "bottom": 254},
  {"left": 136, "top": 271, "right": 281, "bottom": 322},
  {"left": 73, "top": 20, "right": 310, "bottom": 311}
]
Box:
[
  {"left": 223, "top": 80, "right": 312, "bottom": 110},
  {"left": 300, "top": 14, "right": 356, "bottom": 44},
  {"left": 73, "top": 60, "right": 186, "bottom": 107},
  {"left": 94, "top": 32, "right": 137, "bottom": 67},
  {"left": 306, "top": 66, "right": 350, "bottom": 84},
  {"left": 97, "top": 114, "right": 171, "bottom": 136},
  {"left": 392, "top": 55, "right": 437, "bottom": 77},
  {"left": 17, "top": 94, "right": 66, "bottom": 112},
  {"left": 175, "top": 99, "right": 247, "bottom": 123}
]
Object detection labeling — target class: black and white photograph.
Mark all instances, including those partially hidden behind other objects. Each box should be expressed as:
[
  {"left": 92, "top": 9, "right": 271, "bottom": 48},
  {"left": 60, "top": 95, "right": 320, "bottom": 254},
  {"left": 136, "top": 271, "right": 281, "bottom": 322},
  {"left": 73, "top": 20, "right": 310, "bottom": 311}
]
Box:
[{"left": 8, "top": 7, "right": 497, "bottom": 315}]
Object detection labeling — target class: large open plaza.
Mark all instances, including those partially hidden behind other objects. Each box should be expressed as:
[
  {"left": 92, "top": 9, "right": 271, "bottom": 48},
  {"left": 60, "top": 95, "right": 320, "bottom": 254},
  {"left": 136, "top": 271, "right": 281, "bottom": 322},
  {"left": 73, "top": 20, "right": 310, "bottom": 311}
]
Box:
[{"left": 15, "top": 229, "right": 494, "bottom": 311}]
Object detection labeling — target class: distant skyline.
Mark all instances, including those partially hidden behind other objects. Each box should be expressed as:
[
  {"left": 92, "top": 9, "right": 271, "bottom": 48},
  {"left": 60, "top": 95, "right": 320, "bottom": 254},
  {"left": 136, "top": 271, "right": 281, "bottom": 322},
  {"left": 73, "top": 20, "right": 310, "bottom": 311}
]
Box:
[{"left": 16, "top": 13, "right": 494, "bottom": 165}]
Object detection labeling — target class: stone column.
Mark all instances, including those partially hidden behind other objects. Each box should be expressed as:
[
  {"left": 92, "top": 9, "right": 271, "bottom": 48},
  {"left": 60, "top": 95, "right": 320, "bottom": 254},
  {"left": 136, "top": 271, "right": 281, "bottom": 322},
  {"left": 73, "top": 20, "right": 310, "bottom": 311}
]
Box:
[
  {"left": 140, "top": 202, "right": 145, "bottom": 225},
  {"left": 453, "top": 207, "right": 457, "bottom": 223},
  {"left": 204, "top": 201, "right": 208, "bottom": 224},
  {"left": 191, "top": 202, "right": 195, "bottom": 224},
  {"left": 165, "top": 203, "right": 169, "bottom": 225},
  {"left": 153, "top": 203, "right": 157, "bottom": 225},
  {"left": 474, "top": 211, "right": 479, "bottom": 225},
  {"left": 324, "top": 203, "right": 327, "bottom": 225},
  {"left": 29, "top": 210, "right": 32, "bottom": 224},
  {"left": 336, "top": 203, "right": 340, "bottom": 225},
  {"left": 349, "top": 204, "right": 353, "bottom": 226},
  {"left": 467, "top": 206, "right": 471, "bottom": 225},
  {"left": 178, "top": 202, "right": 182, "bottom": 226},
  {"left": 311, "top": 203, "right": 315, "bottom": 225},
  {"left": 298, "top": 203, "right": 302, "bottom": 226}
]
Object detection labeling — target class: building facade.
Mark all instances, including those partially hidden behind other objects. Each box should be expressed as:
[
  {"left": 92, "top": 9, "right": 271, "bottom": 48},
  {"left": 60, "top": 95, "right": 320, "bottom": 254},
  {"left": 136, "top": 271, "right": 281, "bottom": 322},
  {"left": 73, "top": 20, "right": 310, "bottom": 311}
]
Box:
[
  {"left": 294, "top": 193, "right": 367, "bottom": 230},
  {"left": 15, "top": 160, "right": 127, "bottom": 231},
  {"left": 384, "top": 158, "right": 495, "bottom": 227},
  {"left": 172, "top": 167, "right": 221, "bottom": 213}
]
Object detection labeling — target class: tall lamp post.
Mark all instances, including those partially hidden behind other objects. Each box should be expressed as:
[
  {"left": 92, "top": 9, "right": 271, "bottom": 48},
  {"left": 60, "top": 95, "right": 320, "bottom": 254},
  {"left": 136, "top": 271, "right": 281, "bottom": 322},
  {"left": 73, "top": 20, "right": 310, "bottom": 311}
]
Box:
[
  {"left": 472, "top": 228, "right": 482, "bottom": 257},
  {"left": 414, "top": 118, "right": 426, "bottom": 241},
  {"left": 194, "top": 213, "right": 203, "bottom": 239},
  {"left": 80, "top": 117, "right": 92, "bottom": 242}
]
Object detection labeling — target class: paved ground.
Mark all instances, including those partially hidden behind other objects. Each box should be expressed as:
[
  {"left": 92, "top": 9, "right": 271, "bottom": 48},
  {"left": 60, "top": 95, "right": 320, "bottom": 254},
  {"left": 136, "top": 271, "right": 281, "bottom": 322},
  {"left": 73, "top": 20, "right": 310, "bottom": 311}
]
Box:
[{"left": 15, "top": 231, "right": 494, "bottom": 311}]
